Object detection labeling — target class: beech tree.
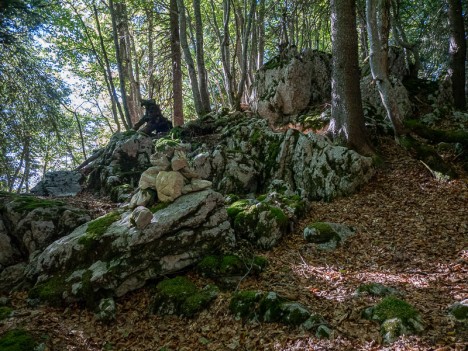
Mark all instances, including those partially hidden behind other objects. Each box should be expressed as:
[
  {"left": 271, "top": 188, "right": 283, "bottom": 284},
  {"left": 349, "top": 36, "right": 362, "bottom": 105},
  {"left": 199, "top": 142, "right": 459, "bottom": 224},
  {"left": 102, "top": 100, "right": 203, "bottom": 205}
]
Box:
[
  {"left": 447, "top": 0, "right": 466, "bottom": 109},
  {"left": 329, "top": 0, "right": 374, "bottom": 156}
]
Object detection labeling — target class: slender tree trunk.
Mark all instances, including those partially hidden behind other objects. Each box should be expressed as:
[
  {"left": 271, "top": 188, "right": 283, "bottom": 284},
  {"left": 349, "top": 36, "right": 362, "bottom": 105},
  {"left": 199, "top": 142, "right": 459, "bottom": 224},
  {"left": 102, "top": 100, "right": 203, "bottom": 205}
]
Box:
[
  {"left": 235, "top": 0, "right": 256, "bottom": 110},
  {"left": 177, "top": 0, "right": 204, "bottom": 116},
  {"left": 170, "top": 0, "right": 184, "bottom": 126},
  {"left": 192, "top": 0, "right": 211, "bottom": 113},
  {"left": 257, "top": 0, "right": 265, "bottom": 69},
  {"left": 447, "top": 0, "right": 467, "bottom": 109},
  {"left": 109, "top": 0, "right": 133, "bottom": 128},
  {"left": 146, "top": 5, "right": 155, "bottom": 99},
  {"left": 330, "top": 0, "right": 374, "bottom": 156},
  {"left": 366, "top": 0, "right": 408, "bottom": 138},
  {"left": 93, "top": 4, "right": 124, "bottom": 131},
  {"left": 16, "top": 138, "right": 29, "bottom": 193}
]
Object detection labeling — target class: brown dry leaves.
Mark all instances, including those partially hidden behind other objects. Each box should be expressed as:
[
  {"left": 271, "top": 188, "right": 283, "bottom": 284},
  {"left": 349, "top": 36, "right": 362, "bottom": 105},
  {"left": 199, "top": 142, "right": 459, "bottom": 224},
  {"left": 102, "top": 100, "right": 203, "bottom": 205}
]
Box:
[{"left": 1, "top": 139, "right": 467, "bottom": 350}]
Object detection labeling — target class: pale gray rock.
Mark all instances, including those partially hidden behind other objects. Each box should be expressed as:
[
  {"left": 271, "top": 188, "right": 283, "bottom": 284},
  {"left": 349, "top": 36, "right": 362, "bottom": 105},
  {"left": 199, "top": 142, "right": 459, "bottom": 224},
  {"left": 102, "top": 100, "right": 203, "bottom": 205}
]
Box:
[
  {"left": 138, "top": 166, "right": 160, "bottom": 190},
  {"left": 192, "top": 152, "right": 212, "bottom": 179},
  {"left": 95, "top": 297, "right": 116, "bottom": 322},
  {"left": 150, "top": 153, "right": 171, "bottom": 170},
  {"left": 129, "top": 189, "right": 156, "bottom": 208},
  {"left": 130, "top": 206, "right": 153, "bottom": 230},
  {"left": 171, "top": 150, "right": 189, "bottom": 171},
  {"left": 155, "top": 171, "right": 185, "bottom": 202},
  {"left": 26, "top": 189, "right": 235, "bottom": 304},
  {"left": 31, "top": 170, "right": 84, "bottom": 197},
  {"left": 252, "top": 50, "right": 331, "bottom": 125},
  {"left": 182, "top": 179, "right": 212, "bottom": 194}
]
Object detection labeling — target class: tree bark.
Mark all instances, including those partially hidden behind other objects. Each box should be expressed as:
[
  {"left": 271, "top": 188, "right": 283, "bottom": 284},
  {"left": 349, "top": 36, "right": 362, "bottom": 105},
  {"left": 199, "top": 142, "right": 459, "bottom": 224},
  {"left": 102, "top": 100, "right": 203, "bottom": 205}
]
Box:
[
  {"left": 170, "top": 0, "right": 184, "bottom": 126},
  {"left": 447, "top": 0, "right": 467, "bottom": 109},
  {"left": 329, "top": 0, "right": 374, "bottom": 156},
  {"left": 192, "top": 0, "right": 211, "bottom": 113},
  {"left": 177, "top": 0, "right": 204, "bottom": 116},
  {"left": 109, "top": 0, "right": 133, "bottom": 128},
  {"left": 366, "top": 0, "right": 408, "bottom": 138}
]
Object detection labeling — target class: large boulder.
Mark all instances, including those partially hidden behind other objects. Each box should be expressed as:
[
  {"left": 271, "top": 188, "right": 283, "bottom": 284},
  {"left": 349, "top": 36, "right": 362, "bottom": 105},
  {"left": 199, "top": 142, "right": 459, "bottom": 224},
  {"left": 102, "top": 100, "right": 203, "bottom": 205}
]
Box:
[
  {"left": 84, "top": 131, "right": 153, "bottom": 194},
  {"left": 30, "top": 170, "right": 84, "bottom": 197},
  {"left": 0, "top": 193, "right": 91, "bottom": 291},
  {"left": 251, "top": 49, "right": 331, "bottom": 125},
  {"left": 25, "top": 189, "right": 235, "bottom": 305}
]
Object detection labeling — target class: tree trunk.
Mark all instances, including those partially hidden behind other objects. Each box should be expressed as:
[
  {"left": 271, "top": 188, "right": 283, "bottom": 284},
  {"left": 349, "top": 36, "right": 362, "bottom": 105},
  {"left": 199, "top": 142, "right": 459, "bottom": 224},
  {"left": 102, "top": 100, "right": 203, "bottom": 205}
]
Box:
[
  {"left": 109, "top": 0, "right": 133, "bottom": 128},
  {"left": 146, "top": 5, "right": 155, "bottom": 99},
  {"left": 192, "top": 0, "right": 211, "bottom": 113},
  {"left": 257, "top": 0, "right": 265, "bottom": 69},
  {"left": 170, "top": 0, "right": 184, "bottom": 126},
  {"left": 177, "top": 0, "right": 204, "bottom": 116},
  {"left": 447, "top": 0, "right": 467, "bottom": 109},
  {"left": 366, "top": 0, "right": 408, "bottom": 138},
  {"left": 93, "top": 4, "right": 124, "bottom": 131},
  {"left": 329, "top": 0, "right": 374, "bottom": 156}
]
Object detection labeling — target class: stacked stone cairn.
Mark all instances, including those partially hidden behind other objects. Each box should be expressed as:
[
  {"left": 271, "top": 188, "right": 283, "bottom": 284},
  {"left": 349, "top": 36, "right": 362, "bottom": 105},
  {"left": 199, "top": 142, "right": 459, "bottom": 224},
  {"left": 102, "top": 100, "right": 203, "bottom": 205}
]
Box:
[{"left": 128, "top": 143, "right": 213, "bottom": 230}]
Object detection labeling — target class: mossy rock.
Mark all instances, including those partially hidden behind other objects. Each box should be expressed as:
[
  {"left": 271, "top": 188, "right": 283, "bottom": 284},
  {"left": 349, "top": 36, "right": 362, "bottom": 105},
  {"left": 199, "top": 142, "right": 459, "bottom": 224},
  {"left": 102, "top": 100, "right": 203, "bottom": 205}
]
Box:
[
  {"left": 449, "top": 300, "right": 468, "bottom": 321},
  {"left": 364, "top": 296, "right": 424, "bottom": 343},
  {"left": 197, "top": 254, "right": 268, "bottom": 284},
  {"left": 226, "top": 199, "right": 254, "bottom": 219},
  {"left": 149, "top": 202, "right": 170, "bottom": 213},
  {"left": 78, "top": 211, "right": 121, "bottom": 249},
  {"left": 110, "top": 184, "right": 134, "bottom": 203},
  {"left": 229, "top": 290, "right": 264, "bottom": 319},
  {"left": 0, "top": 329, "right": 37, "bottom": 351},
  {"left": 356, "top": 283, "right": 400, "bottom": 297},
  {"left": 28, "top": 275, "right": 68, "bottom": 307},
  {"left": 155, "top": 137, "right": 180, "bottom": 152},
  {"left": 151, "top": 276, "right": 218, "bottom": 317},
  {"left": 10, "top": 196, "right": 65, "bottom": 213},
  {"left": 304, "top": 222, "right": 355, "bottom": 250},
  {"left": 0, "top": 306, "right": 13, "bottom": 321}
]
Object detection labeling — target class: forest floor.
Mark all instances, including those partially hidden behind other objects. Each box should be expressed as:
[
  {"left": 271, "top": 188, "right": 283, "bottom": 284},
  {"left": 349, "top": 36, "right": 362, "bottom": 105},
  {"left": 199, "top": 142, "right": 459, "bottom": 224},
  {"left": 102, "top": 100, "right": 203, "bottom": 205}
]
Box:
[{"left": 1, "top": 138, "right": 467, "bottom": 351}]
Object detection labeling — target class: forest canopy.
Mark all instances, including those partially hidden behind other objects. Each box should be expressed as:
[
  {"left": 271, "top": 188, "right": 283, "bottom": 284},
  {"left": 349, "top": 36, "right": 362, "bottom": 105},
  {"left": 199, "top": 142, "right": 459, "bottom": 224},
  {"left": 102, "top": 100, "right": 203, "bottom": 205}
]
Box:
[{"left": 0, "top": 0, "right": 466, "bottom": 192}]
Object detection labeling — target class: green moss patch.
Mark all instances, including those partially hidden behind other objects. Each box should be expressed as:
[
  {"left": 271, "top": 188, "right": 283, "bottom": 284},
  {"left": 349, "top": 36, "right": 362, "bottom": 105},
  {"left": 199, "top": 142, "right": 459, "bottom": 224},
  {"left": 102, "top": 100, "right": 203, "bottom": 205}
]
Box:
[
  {"left": 151, "top": 276, "right": 218, "bottom": 317},
  {"left": 449, "top": 301, "right": 468, "bottom": 321},
  {"left": 304, "top": 222, "right": 338, "bottom": 243},
  {"left": 0, "top": 329, "right": 37, "bottom": 351},
  {"left": 369, "top": 297, "right": 420, "bottom": 324},
  {"left": 155, "top": 137, "right": 180, "bottom": 152},
  {"left": 150, "top": 202, "right": 170, "bottom": 213},
  {"left": 29, "top": 275, "right": 68, "bottom": 307},
  {"left": 229, "top": 290, "right": 330, "bottom": 335},
  {"left": 197, "top": 254, "right": 267, "bottom": 279},
  {"left": 226, "top": 199, "right": 253, "bottom": 219},
  {"left": 10, "top": 196, "right": 64, "bottom": 212},
  {"left": 78, "top": 212, "right": 121, "bottom": 248},
  {"left": 0, "top": 306, "right": 13, "bottom": 320}
]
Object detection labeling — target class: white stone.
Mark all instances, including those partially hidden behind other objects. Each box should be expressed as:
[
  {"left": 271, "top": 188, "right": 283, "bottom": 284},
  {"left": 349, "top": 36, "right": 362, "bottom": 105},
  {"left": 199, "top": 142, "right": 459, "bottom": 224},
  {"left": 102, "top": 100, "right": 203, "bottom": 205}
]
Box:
[
  {"left": 131, "top": 206, "right": 153, "bottom": 230},
  {"left": 171, "top": 150, "right": 189, "bottom": 171},
  {"left": 139, "top": 166, "right": 160, "bottom": 190}
]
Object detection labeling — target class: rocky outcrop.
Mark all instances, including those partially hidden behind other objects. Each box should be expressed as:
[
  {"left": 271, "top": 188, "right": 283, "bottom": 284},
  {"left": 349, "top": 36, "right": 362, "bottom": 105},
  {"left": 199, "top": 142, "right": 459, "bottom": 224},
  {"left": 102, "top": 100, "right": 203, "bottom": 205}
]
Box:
[
  {"left": 0, "top": 193, "right": 91, "bottom": 291},
  {"left": 251, "top": 50, "right": 331, "bottom": 125},
  {"left": 189, "top": 113, "right": 374, "bottom": 201},
  {"left": 25, "top": 189, "right": 235, "bottom": 305},
  {"left": 84, "top": 131, "right": 153, "bottom": 195},
  {"left": 30, "top": 171, "right": 84, "bottom": 197}
]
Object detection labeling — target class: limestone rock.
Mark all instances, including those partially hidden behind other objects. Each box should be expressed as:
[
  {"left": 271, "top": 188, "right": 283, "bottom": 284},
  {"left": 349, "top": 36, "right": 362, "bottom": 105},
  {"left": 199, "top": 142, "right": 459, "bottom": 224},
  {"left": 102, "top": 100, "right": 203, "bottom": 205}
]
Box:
[
  {"left": 139, "top": 166, "right": 160, "bottom": 190},
  {"left": 129, "top": 189, "right": 156, "bottom": 208},
  {"left": 182, "top": 179, "right": 212, "bottom": 194},
  {"left": 150, "top": 153, "right": 171, "bottom": 171},
  {"left": 252, "top": 50, "right": 331, "bottom": 125},
  {"left": 130, "top": 206, "right": 153, "bottom": 230},
  {"left": 303, "top": 222, "right": 355, "bottom": 250},
  {"left": 30, "top": 170, "right": 84, "bottom": 197},
  {"left": 192, "top": 152, "right": 212, "bottom": 179},
  {"left": 95, "top": 297, "right": 116, "bottom": 322},
  {"left": 155, "top": 171, "right": 185, "bottom": 202},
  {"left": 171, "top": 150, "right": 189, "bottom": 171},
  {"left": 25, "top": 189, "right": 235, "bottom": 304},
  {"left": 0, "top": 263, "right": 27, "bottom": 292}
]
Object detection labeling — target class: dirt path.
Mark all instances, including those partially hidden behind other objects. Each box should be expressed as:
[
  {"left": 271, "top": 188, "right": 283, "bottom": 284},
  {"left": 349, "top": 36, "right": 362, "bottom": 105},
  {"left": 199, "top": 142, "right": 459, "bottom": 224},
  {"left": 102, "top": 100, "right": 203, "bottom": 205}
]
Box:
[{"left": 2, "top": 140, "right": 467, "bottom": 350}]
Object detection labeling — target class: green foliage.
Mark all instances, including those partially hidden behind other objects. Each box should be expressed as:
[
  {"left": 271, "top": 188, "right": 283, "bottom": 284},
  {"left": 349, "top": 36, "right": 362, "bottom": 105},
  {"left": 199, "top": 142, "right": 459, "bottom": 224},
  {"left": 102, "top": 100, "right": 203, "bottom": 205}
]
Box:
[
  {"left": 155, "top": 137, "right": 180, "bottom": 152},
  {"left": 226, "top": 200, "right": 252, "bottom": 218},
  {"left": 78, "top": 212, "right": 121, "bottom": 248},
  {"left": 0, "top": 329, "right": 37, "bottom": 351}
]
